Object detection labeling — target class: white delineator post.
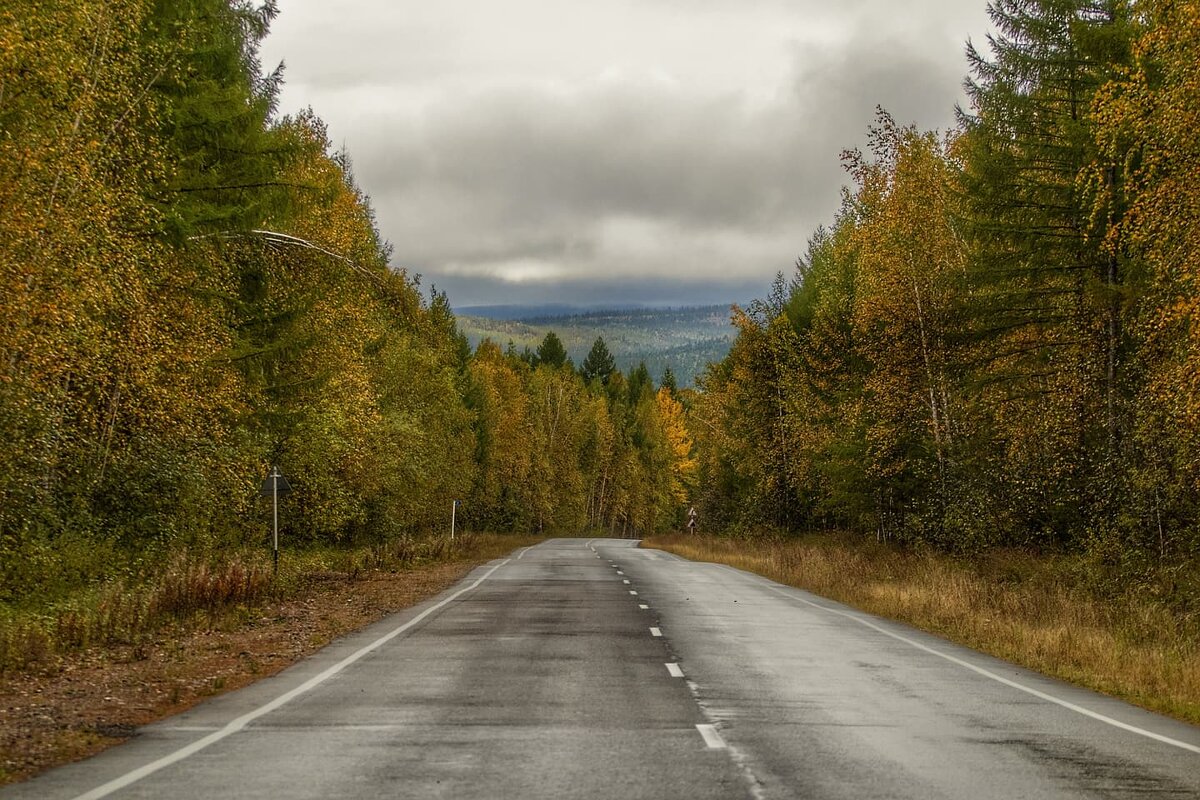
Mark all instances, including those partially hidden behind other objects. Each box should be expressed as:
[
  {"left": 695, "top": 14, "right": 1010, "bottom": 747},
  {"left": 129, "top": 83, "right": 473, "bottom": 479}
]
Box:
[
  {"left": 259, "top": 466, "right": 291, "bottom": 576},
  {"left": 272, "top": 466, "right": 280, "bottom": 573},
  {"left": 451, "top": 499, "right": 457, "bottom": 542}
]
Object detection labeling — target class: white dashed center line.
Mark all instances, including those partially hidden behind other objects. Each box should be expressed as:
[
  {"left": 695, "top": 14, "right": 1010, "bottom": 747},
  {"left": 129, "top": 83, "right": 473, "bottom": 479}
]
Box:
[
  {"left": 629, "top": 590, "right": 638, "bottom": 595},
  {"left": 666, "top": 663, "right": 684, "bottom": 678},
  {"left": 696, "top": 724, "right": 727, "bottom": 750},
  {"left": 639, "top": 604, "right": 649, "bottom": 610},
  {"left": 650, "top": 627, "right": 663, "bottom": 637}
]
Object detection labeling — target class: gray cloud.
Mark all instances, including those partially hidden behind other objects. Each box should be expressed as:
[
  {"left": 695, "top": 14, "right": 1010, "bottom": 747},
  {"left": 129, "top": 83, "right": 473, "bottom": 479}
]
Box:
[
  {"left": 422, "top": 272, "right": 768, "bottom": 312},
  {"left": 263, "top": 2, "right": 991, "bottom": 306}
]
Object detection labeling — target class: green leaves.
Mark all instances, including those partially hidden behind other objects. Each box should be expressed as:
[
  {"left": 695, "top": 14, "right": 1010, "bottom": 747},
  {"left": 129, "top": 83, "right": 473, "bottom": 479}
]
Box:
[{"left": 0, "top": 0, "right": 478, "bottom": 598}]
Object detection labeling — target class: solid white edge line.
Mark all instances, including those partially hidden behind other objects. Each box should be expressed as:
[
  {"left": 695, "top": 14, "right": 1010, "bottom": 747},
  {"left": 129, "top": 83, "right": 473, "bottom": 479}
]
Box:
[
  {"left": 650, "top": 627, "right": 663, "bottom": 637},
  {"left": 762, "top": 584, "right": 1200, "bottom": 756},
  {"left": 515, "top": 547, "right": 530, "bottom": 560},
  {"left": 696, "top": 723, "right": 727, "bottom": 749},
  {"left": 666, "top": 663, "right": 684, "bottom": 678},
  {"left": 71, "top": 559, "right": 514, "bottom": 800}
]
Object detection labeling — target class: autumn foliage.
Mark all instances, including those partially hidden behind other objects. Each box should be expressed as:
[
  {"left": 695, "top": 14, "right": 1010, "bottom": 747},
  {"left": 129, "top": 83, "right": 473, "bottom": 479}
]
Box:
[
  {"left": 0, "top": 0, "right": 691, "bottom": 608},
  {"left": 692, "top": 0, "right": 1200, "bottom": 604}
]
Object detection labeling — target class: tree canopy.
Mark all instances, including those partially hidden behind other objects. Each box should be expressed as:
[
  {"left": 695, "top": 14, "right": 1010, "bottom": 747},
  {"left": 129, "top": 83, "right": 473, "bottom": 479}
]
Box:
[
  {"left": 687, "top": 1, "right": 1200, "bottom": 590},
  {"left": 0, "top": 0, "right": 696, "bottom": 601},
  {"left": 580, "top": 336, "right": 616, "bottom": 384},
  {"left": 3, "top": 0, "right": 1196, "bottom": 608},
  {"left": 535, "top": 331, "right": 568, "bottom": 370}
]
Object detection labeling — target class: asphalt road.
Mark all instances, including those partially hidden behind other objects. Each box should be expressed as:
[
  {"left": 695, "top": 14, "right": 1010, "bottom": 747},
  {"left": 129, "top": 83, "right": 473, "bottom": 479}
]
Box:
[{"left": 6, "top": 538, "right": 1198, "bottom": 799}]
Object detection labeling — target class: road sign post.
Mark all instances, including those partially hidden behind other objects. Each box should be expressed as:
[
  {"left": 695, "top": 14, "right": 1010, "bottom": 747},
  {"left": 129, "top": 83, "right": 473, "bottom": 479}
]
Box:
[{"left": 259, "top": 466, "right": 292, "bottom": 575}]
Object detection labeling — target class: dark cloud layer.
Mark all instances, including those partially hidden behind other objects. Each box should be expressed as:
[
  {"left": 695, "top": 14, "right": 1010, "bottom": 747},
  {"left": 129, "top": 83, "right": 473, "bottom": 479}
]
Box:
[{"left": 263, "top": 2, "right": 991, "bottom": 306}]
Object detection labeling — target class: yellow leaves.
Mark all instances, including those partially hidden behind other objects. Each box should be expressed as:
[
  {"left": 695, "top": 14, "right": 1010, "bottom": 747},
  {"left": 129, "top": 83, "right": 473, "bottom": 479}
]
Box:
[
  {"left": 657, "top": 387, "right": 696, "bottom": 504},
  {"left": 0, "top": 0, "right": 705, "bottom": 554},
  {"left": 1088, "top": 0, "right": 1200, "bottom": 442},
  {"left": 836, "top": 115, "right": 964, "bottom": 481},
  {"left": 469, "top": 352, "right": 534, "bottom": 505}
]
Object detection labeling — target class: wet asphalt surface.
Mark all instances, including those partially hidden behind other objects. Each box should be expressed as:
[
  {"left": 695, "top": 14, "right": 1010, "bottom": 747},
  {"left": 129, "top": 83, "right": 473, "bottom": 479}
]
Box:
[{"left": 5, "top": 538, "right": 1198, "bottom": 799}]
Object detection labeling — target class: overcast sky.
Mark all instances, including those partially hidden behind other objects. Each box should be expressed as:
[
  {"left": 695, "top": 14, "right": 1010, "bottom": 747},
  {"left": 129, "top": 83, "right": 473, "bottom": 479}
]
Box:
[{"left": 260, "top": 1, "right": 993, "bottom": 309}]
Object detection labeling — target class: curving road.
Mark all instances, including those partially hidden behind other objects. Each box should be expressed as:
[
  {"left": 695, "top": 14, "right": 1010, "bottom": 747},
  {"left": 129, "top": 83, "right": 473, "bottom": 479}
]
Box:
[{"left": 5, "top": 538, "right": 1198, "bottom": 799}]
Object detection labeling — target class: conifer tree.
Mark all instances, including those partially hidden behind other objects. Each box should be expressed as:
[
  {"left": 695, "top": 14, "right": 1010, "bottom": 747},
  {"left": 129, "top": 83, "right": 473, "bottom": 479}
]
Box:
[
  {"left": 581, "top": 336, "right": 616, "bottom": 384},
  {"left": 535, "top": 331, "right": 568, "bottom": 370},
  {"left": 660, "top": 367, "right": 678, "bottom": 395},
  {"left": 959, "top": 0, "right": 1135, "bottom": 543},
  {"left": 146, "top": 0, "right": 296, "bottom": 242},
  {"left": 627, "top": 362, "right": 653, "bottom": 405}
]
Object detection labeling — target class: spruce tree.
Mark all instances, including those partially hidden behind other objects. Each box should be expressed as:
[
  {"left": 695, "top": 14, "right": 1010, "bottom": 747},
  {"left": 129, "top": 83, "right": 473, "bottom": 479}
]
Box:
[
  {"left": 958, "top": 0, "right": 1135, "bottom": 543},
  {"left": 660, "top": 367, "right": 678, "bottom": 395},
  {"left": 581, "top": 336, "right": 616, "bottom": 384},
  {"left": 535, "top": 331, "right": 567, "bottom": 369},
  {"left": 627, "top": 362, "right": 652, "bottom": 404},
  {"left": 146, "top": 0, "right": 297, "bottom": 242}
]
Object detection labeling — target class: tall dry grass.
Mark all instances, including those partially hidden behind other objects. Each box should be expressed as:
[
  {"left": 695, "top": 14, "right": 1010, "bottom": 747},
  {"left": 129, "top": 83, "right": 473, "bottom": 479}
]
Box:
[
  {"left": 0, "top": 531, "right": 538, "bottom": 674},
  {"left": 644, "top": 532, "right": 1200, "bottom": 724},
  {"left": 0, "top": 556, "right": 275, "bottom": 671}
]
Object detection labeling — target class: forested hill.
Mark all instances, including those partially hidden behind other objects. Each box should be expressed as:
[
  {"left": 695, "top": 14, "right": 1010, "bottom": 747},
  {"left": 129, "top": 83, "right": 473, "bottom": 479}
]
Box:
[{"left": 457, "top": 306, "right": 736, "bottom": 387}]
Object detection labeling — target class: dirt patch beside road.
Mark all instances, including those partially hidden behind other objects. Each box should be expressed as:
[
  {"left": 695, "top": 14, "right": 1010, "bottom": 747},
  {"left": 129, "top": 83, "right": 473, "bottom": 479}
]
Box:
[{"left": 0, "top": 558, "right": 497, "bottom": 785}]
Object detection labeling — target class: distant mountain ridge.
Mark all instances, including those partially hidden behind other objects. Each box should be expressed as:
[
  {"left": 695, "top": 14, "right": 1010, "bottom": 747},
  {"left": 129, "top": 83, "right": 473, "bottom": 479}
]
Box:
[
  {"left": 454, "top": 303, "right": 650, "bottom": 321},
  {"left": 456, "top": 304, "right": 736, "bottom": 387}
]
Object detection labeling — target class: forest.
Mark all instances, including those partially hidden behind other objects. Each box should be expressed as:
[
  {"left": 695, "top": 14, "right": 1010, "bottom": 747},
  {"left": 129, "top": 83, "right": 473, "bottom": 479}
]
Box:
[
  {"left": 3, "top": 0, "right": 1199, "bottom": 618},
  {"left": 691, "top": 0, "right": 1200, "bottom": 604},
  {"left": 0, "top": 0, "right": 693, "bottom": 609}
]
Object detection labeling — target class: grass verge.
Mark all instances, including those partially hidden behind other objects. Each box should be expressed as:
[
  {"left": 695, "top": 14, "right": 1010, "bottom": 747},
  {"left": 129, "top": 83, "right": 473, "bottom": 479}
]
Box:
[
  {"left": 0, "top": 533, "right": 529, "bottom": 674},
  {"left": 0, "top": 531, "right": 541, "bottom": 785},
  {"left": 643, "top": 532, "right": 1200, "bottom": 725}
]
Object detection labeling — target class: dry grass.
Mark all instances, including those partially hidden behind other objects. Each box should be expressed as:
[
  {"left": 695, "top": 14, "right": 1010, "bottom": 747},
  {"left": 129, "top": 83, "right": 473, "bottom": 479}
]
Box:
[
  {"left": 643, "top": 532, "right": 1200, "bottom": 724},
  {"left": 0, "top": 531, "right": 541, "bottom": 784},
  {"left": 0, "top": 531, "right": 538, "bottom": 675},
  {"left": 0, "top": 560, "right": 274, "bottom": 672}
]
